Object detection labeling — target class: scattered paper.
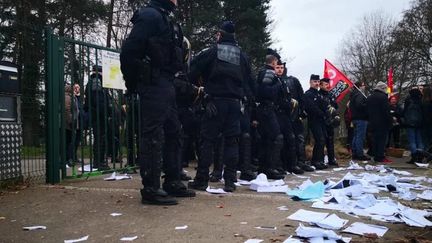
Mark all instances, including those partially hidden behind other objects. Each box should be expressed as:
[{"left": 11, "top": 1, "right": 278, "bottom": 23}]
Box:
[
  {"left": 347, "top": 161, "right": 363, "bottom": 170},
  {"left": 277, "top": 206, "right": 289, "bottom": 211},
  {"left": 254, "top": 226, "right": 277, "bottom": 230},
  {"left": 64, "top": 235, "right": 89, "bottom": 243},
  {"left": 288, "top": 209, "right": 328, "bottom": 223},
  {"left": 244, "top": 239, "right": 263, "bottom": 243},
  {"left": 282, "top": 236, "right": 302, "bottom": 243},
  {"left": 343, "top": 222, "right": 388, "bottom": 237},
  {"left": 23, "top": 225, "right": 47, "bottom": 231},
  {"left": 295, "top": 223, "right": 347, "bottom": 242},
  {"left": 104, "top": 172, "right": 131, "bottom": 181},
  {"left": 240, "top": 222, "right": 248, "bottom": 225},
  {"left": 120, "top": 236, "right": 138, "bottom": 241},
  {"left": 313, "top": 214, "right": 348, "bottom": 230},
  {"left": 415, "top": 162, "right": 429, "bottom": 168},
  {"left": 78, "top": 165, "right": 97, "bottom": 172},
  {"left": 418, "top": 190, "right": 432, "bottom": 201},
  {"left": 110, "top": 213, "right": 122, "bottom": 217},
  {"left": 392, "top": 169, "right": 412, "bottom": 176},
  {"left": 364, "top": 202, "right": 399, "bottom": 216},
  {"left": 206, "top": 187, "right": 227, "bottom": 194},
  {"left": 237, "top": 179, "right": 252, "bottom": 185},
  {"left": 257, "top": 185, "right": 289, "bottom": 193},
  {"left": 333, "top": 168, "right": 346, "bottom": 172},
  {"left": 175, "top": 225, "right": 188, "bottom": 230}
]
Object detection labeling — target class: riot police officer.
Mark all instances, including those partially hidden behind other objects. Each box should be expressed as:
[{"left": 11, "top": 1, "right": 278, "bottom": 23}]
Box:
[
  {"left": 120, "top": 0, "right": 195, "bottom": 205},
  {"left": 284, "top": 74, "right": 315, "bottom": 172},
  {"left": 188, "top": 21, "right": 253, "bottom": 192},
  {"left": 274, "top": 61, "right": 304, "bottom": 174},
  {"left": 319, "top": 78, "right": 339, "bottom": 166},
  {"left": 255, "top": 53, "right": 285, "bottom": 179},
  {"left": 304, "top": 74, "right": 328, "bottom": 170}
]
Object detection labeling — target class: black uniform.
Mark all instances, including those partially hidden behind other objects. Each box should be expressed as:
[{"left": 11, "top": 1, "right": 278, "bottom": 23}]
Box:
[
  {"left": 304, "top": 87, "right": 328, "bottom": 169},
  {"left": 255, "top": 65, "right": 285, "bottom": 179},
  {"left": 276, "top": 76, "right": 303, "bottom": 174},
  {"left": 120, "top": 0, "right": 194, "bottom": 205},
  {"left": 319, "top": 89, "right": 338, "bottom": 165},
  {"left": 188, "top": 29, "right": 252, "bottom": 192}
]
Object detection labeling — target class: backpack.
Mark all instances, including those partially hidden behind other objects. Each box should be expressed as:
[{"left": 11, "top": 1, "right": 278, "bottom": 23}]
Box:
[{"left": 404, "top": 99, "right": 423, "bottom": 127}]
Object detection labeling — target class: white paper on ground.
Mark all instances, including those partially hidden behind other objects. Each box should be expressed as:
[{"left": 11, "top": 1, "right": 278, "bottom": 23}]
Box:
[
  {"left": 175, "top": 225, "right": 188, "bottom": 230},
  {"left": 397, "top": 189, "right": 417, "bottom": 201},
  {"left": 298, "top": 179, "right": 314, "bottom": 190},
  {"left": 311, "top": 201, "right": 346, "bottom": 211},
  {"left": 392, "top": 169, "right": 412, "bottom": 176},
  {"left": 399, "top": 208, "right": 432, "bottom": 227},
  {"left": 237, "top": 179, "right": 252, "bottom": 185},
  {"left": 287, "top": 209, "right": 328, "bottom": 223},
  {"left": 244, "top": 239, "right": 263, "bottom": 243},
  {"left": 205, "top": 186, "right": 227, "bottom": 194},
  {"left": 22, "top": 225, "right": 47, "bottom": 230},
  {"left": 104, "top": 172, "right": 131, "bottom": 181},
  {"left": 364, "top": 202, "right": 399, "bottom": 216},
  {"left": 343, "top": 222, "right": 388, "bottom": 237},
  {"left": 64, "top": 235, "right": 89, "bottom": 243},
  {"left": 254, "top": 226, "right": 277, "bottom": 230},
  {"left": 78, "top": 165, "right": 97, "bottom": 172},
  {"left": 333, "top": 168, "right": 346, "bottom": 172},
  {"left": 291, "top": 173, "right": 310, "bottom": 179},
  {"left": 415, "top": 162, "right": 429, "bottom": 168},
  {"left": 398, "top": 176, "right": 426, "bottom": 183},
  {"left": 110, "top": 213, "right": 122, "bottom": 217},
  {"left": 249, "top": 173, "right": 286, "bottom": 191},
  {"left": 418, "top": 190, "right": 432, "bottom": 200},
  {"left": 355, "top": 194, "right": 377, "bottom": 209},
  {"left": 120, "top": 236, "right": 138, "bottom": 241},
  {"left": 282, "top": 236, "right": 302, "bottom": 243},
  {"left": 277, "top": 206, "right": 289, "bottom": 211},
  {"left": 347, "top": 161, "right": 363, "bottom": 170},
  {"left": 257, "top": 185, "right": 289, "bottom": 193},
  {"left": 295, "top": 223, "right": 347, "bottom": 242},
  {"left": 313, "top": 214, "right": 348, "bottom": 230}
]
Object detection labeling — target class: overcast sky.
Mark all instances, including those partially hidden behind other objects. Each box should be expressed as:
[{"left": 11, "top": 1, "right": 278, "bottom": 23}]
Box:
[{"left": 269, "top": 0, "right": 411, "bottom": 89}]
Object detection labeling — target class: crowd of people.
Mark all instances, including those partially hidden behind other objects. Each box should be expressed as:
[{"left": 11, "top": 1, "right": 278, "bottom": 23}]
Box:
[{"left": 63, "top": 0, "right": 431, "bottom": 205}]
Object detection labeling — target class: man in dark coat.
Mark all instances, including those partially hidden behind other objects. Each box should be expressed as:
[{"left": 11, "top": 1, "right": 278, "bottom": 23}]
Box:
[
  {"left": 350, "top": 81, "right": 369, "bottom": 160},
  {"left": 120, "top": 0, "right": 195, "bottom": 205},
  {"left": 366, "top": 81, "right": 392, "bottom": 163}
]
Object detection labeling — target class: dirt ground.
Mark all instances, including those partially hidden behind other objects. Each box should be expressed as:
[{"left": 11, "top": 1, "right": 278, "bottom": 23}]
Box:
[{"left": 1, "top": 157, "right": 431, "bottom": 243}]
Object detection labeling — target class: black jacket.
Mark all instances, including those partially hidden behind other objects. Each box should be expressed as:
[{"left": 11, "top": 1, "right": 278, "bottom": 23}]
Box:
[
  {"left": 256, "top": 65, "right": 281, "bottom": 104},
  {"left": 120, "top": 0, "right": 182, "bottom": 90},
  {"left": 403, "top": 89, "right": 424, "bottom": 128},
  {"left": 350, "top": 88, "right": 368, "bottom": 120},
  {"left": 304, "top": 88, "right": 327, "bottom": 122},
  {"left": 189, "top": 36, "right": 253, "bottom": 99},
  {"left": 366, "top": 90, "right": 391, "bottom": 130}
]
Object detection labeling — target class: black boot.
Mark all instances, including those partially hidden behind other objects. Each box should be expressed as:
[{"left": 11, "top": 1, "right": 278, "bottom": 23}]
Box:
[
  {"left": 188, "top": 174, "right": 208, "bottom": 191},
  {"left": 287, "top": 165, "right": 304, "bottom": 174},
  {"left": 209, "top": 171, "right": 222, "bottom": 182},
  {"left": 407, "top": 152, "right": 416, "bottom": 164},
  {"left": 298, "top": 161, "right": 315, "bottom": 172},
  {"left": 140, "top": 188, "right": 178, "bottom": 205},
  {"left": 163, "top": 180, "right": 196, "bottom": 197},
  {"left": 312, "top": 162, "right": 328, "bottom": 170},
  {"left": 239, "top": 170, "right": 256, "bottom": 181},
  {"left": 180, "top": 171, "right": 192, "bottom": 181},
  {"left": 224, "top": 180, "right": 236, "bottom": 192}
]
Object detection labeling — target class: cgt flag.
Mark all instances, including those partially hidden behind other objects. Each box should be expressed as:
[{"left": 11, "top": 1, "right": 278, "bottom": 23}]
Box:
[
  {"left": 323, "top": 59, "right": 354, "bottom": 103},
  {"left": 387, "top": 67, "right": 393, "bottom": 95}
]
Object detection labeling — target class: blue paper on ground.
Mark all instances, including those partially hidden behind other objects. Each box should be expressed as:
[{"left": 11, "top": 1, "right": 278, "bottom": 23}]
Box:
[{"left": 287, "top": 181, "right": 325, "bottom": 200}]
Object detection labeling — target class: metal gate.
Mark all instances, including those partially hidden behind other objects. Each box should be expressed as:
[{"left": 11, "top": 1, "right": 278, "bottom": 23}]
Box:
[{"left": 45, "top": 28, "right": 139, "bottom": 184}]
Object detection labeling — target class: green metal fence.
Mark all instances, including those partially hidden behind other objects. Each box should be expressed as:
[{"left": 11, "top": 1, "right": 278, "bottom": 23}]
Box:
[{"left": 45, "top": 28, "right": 139, "bottom": 184}]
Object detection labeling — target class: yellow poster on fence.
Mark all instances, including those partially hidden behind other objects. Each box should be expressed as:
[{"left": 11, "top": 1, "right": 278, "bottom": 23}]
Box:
[{"left": 101, "top": 50, "right": 126, "bottom": 90}]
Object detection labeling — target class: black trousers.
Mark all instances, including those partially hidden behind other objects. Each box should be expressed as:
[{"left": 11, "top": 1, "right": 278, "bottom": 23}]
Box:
[
  {"left": 293, "top": 119, "right": 307, "bottom": 162},
  {"left": 277, "top": 112, "right": 297, "bottom": 170},
  {"left": 137, "top": 79, "right": 181, "bottom": 190},
  {"left": 197, "top": 98, "right": 241, "bottom": 182},
  {"left": 325, "top": 125, "right": 335, "bottom": 163},
  {"left": 371, "top": 128, "right": 388, "bottom": 161},
  {"left": 256, "top": 104, "right": 282, "bottom": 170},
  {"left": 309, "top": 120, "right": 326, "bottom": 163}
]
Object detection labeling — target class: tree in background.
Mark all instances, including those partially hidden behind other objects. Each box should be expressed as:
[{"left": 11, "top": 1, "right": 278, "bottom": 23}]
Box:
[{"left": 338, "top": 11, "right": 396, "bottom": 91}]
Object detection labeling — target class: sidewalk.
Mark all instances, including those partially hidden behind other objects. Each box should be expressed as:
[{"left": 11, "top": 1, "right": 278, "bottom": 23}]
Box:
[{"left": 0, "top": 157, "right": 431, "bottom": 243}]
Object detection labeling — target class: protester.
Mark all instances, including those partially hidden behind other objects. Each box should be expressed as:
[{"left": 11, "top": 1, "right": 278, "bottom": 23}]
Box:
[
  {"left": 404, "top": 87, "right": 424, "bottom": 163},
  {"left": 350, "top": 81, "right": 369, "bottom": 161},
  {"left": 387, "top": 95, "right": 402, "bottom": 148},
  {"left": 367, "top": 81, "right": 392, "bottom": 163}
]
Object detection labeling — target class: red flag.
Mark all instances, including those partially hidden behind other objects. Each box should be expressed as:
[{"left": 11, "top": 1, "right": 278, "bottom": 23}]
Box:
[
  {"left": 323, "top": 59, "right": 354, "bottom": 103},
  {"left": 387, "top": 67, "right": 393, "bottom": 94}
]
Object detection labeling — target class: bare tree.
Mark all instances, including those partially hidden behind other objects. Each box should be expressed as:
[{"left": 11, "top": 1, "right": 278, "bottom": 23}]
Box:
[{"left": 338, "top": 11, "right": 396, "bottom": 91}]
